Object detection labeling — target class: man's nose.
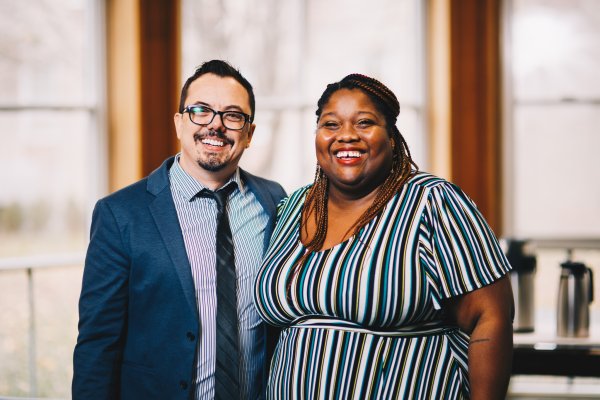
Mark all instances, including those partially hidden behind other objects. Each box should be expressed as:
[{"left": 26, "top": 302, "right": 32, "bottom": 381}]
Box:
[{"left": 207, "top": 112, "right": 226, "bottom": 132}]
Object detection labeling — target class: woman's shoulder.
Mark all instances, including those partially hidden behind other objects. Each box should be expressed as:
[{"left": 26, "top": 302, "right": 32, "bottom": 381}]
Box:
[
  {"left": 289, "top": 184, "right": 313, "bottom": 196},
  {"left": 406, "top": 171, "right": 480, "bottom": 212},
  {"left": 405, "top": 170, "right": 452, "bottom": 189},
  {"left": 285, "top": 184, "right": 312, "bottom": 203},
  {"left": 276, "top": 184, "right": 312, "bottom": 213}
]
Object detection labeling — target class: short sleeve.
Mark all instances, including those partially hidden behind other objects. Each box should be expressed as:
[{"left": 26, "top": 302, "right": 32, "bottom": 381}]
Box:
[{"left": 422, "top": 181, "right": 511, "bottom": 306}]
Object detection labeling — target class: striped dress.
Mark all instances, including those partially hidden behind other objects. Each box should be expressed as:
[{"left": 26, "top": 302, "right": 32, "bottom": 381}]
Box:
[{"left": 254, "top": 172, "right": 512, "bottom": 399}]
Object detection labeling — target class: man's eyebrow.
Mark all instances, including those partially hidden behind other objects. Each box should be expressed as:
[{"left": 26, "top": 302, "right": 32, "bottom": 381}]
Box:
[
  {"left": 222, "top": 105, "right": 246, "bottom": 113},
  {"left": 186, "top": 101, "right": 208, "bottom": 107},
  {"left": 188, "top": 102, "right": 246, "bottom": 113}
]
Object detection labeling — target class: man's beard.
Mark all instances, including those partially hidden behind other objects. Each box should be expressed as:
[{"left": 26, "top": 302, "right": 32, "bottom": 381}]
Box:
[
  {"left": 194, "top": 129, "right": 234, "bottom": 171},
  {"left": 197, "top": 153, "right": 229, "bottom": 171}
]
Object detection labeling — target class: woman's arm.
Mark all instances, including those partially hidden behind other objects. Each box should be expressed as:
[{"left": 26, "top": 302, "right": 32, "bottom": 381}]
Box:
[{"left": 444, "top": 275, "right": 514, "bottom": 400}]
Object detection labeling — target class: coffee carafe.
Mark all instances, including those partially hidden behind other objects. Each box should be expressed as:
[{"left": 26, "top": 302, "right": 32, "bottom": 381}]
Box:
[
  {"left": 556, "top": 260, "right": 594, "bottom": 337},
  {"left": 505, "top": 239, "right": 536, "bottom": 332}
]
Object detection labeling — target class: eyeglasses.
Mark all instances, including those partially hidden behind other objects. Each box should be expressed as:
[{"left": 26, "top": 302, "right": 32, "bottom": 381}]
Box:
[{"left": 182, "top": 105, "right": 251, "bottom": 131}]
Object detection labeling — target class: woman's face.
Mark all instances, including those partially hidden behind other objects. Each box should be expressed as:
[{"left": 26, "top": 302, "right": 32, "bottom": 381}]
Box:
[{"left": 316, "top": 88, "right": 394, "bottom": 197}]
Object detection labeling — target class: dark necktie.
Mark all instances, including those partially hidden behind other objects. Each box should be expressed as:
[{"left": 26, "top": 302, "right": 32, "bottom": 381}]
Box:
[{"left": 203, "top": 184, "right": 240, "bottom": 399}]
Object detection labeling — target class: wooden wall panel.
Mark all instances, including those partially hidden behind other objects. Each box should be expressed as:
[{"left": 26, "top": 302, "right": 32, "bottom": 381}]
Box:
[
  {"left": 106, "top": 0, "right": 142, "bottom": 192},
  {"left": 427, "top": 0, "right": 452, "bottom": 180},
  {"left": 139, "top": 0, "right": 181, "bottom": 175},
  {"left": 106, "top": 0, "right": 180, "bottom": 190},
  {"left": 449, "top": 0, "right": 502, "bottom": 232}
]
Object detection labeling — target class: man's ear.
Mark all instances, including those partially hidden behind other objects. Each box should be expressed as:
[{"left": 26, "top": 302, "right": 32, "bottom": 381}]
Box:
[
  {"left": 174, "top": 113, "right": 183, "bottom": 140},
  {"left": 246, "top": 123, "right": 256, "bottom": 147}
]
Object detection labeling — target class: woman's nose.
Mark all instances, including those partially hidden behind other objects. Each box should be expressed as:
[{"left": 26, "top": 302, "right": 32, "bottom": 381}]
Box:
[{"left": 336, "top": 124, "right": 360, "bottom": 142}]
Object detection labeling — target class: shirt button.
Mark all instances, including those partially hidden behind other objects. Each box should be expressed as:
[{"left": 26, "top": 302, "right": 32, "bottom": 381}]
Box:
[
  {"left": 179, "top": 380, "right": 188, "bottom": 390},
  {"left": 186, "top": 332, "right": 195, "bottom": 341}
]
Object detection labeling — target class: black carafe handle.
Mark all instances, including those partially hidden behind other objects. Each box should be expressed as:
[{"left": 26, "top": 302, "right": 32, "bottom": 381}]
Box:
[{"left": 588, "top": 267, "right": 594, "bottom": 304}]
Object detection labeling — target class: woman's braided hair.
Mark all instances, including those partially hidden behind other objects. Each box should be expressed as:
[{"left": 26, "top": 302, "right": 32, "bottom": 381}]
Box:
[{"left": 300, "top": 74, "right": 418, "bottom": 258}]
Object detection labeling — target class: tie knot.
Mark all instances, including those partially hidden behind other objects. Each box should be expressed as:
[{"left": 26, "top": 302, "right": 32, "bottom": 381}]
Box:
[{"left": 200, "top": 183, "right": 237, "bottom": 213}]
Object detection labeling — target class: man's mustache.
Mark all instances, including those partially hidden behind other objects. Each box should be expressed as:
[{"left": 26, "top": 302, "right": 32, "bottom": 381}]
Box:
[{"left": 193, "top": 130, "right": 234, "bottom": 146}]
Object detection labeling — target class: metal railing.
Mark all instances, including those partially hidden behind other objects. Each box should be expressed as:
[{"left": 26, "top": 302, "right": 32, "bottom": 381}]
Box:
[{"left": 0, "top": 253, "right": 85, "bottom": 398}]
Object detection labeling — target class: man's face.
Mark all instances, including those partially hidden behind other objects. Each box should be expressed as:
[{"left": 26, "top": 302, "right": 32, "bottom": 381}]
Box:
[{"left": 174, "top": 73, "right": 255, "bottom": 182}]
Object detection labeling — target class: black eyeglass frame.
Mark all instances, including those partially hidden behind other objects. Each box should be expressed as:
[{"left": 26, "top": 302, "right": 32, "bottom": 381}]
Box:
[{"left": 182, "top": 105, "right": 252, "bottom": 131}]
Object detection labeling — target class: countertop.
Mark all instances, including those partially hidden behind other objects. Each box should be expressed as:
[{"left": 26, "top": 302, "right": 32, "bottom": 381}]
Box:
[
  {"left": 512, "top": 310, "right": 600, "bottom": 377},
  {"left": 513, "top": 309, "right": 600, "bottom": 347}
]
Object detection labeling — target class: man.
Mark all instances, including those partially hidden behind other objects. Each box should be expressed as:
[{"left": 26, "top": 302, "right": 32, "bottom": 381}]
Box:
[{"left": 73, "top": 60, "right": 286, "bottom": 399}]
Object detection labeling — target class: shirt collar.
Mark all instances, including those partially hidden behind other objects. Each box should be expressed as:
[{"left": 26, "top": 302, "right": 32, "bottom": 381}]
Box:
[{"left": 169, "top": 153, "right": 246, "bottom": 202}]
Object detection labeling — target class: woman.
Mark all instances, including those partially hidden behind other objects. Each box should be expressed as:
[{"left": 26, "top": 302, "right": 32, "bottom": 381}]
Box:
[{"left": 254, "top": 74, "right": 513, "bottom": 399}]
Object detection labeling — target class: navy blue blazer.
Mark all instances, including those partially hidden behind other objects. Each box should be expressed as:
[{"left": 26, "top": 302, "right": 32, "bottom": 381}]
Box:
[{"left": 72, "top": 157, "right": 286, "bottom": 399}]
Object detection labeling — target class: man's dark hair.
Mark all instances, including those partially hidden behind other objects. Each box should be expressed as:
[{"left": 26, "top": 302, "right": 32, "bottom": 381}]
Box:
[{"left": 178, "top": 60, "right": 255, "bottom": 122}]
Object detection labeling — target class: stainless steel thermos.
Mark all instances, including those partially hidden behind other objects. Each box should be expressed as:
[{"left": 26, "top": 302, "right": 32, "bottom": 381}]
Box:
[
  {"left": 505, "top": 240, "right": 537, "bottom": 333},
  {"left": 556, "top": 260, "right": 594, "bottom": 337}
]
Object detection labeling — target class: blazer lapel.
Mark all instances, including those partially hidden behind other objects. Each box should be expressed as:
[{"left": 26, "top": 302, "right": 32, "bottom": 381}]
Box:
[{"left": 147, "top": 158, "right": 197, "bottom": 317}]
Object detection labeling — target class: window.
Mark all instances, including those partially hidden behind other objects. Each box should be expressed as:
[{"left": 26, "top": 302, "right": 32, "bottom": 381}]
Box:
[
  {"left": 502, "top": 1, "right": 600, "bottom": 370},
  {"left": 181, "top": 0, "right": 427, "bottom": 192},
  {"left": 0, "top": 0, "right": 105, "bottom": 397},
  {"left": 0, "top": 0, "right": 106, "bottom": 258},
  {"left": 503, "top": 0, "right": 600, "bottom": 239}
]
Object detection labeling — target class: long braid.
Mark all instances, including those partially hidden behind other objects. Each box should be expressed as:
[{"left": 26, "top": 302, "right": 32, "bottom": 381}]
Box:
[
  {"left": 291, "top": 74, "right": 418, "bottom": 274},
  {"left": 301, "top": 165, "right": 328, "bottom": 250}
]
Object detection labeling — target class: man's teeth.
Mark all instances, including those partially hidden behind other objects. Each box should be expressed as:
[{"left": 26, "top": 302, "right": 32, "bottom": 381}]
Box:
[
  {"left": 336, "top": 151, "right": 361, "bottom": 158},
  {"left": 202, "top": 138, "right": 225, "bottom": 147}
]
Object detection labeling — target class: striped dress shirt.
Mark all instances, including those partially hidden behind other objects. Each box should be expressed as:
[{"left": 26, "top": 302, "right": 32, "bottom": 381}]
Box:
[{"left": 170, "top": 156, "right": 268, "bottom": 400}]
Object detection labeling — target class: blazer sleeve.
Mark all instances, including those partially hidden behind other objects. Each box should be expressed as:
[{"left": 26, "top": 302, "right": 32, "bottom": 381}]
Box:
[{"left": 72, "top": 199, "right": 130, "bottom": 400}]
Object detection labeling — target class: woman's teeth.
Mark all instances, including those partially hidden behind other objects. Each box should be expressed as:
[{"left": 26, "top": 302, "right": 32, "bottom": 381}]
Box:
[{"left": 336, "top": 151, "right": 361, "bottom": 158}]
